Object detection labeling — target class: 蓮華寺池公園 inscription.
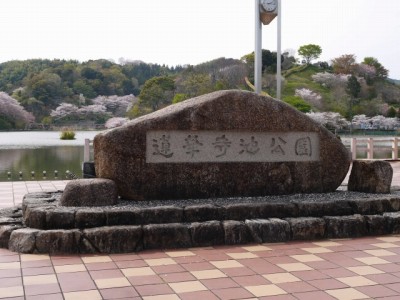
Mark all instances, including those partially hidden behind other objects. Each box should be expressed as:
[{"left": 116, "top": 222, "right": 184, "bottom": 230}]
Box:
[{"left": 146, "top": 131, "right": 319, "bottom": 163}]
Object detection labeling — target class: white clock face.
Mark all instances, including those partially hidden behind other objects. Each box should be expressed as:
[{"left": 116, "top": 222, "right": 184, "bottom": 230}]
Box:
[{"left": 261, "top": 0, "right": 277, "bottom": 12}]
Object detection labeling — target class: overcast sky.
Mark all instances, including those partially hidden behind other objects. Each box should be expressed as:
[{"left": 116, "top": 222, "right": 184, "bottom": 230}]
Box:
[{"left": 1, "top": 0, "right": 399, "bottom": 78}]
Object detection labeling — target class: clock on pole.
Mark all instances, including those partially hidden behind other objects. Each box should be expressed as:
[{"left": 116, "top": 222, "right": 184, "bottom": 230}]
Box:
[{"left": 260, "top": 0, "right": 278, "bottom": 25}]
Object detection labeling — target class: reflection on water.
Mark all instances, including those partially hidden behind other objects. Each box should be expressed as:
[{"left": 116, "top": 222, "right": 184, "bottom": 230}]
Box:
[
  {"left": 0, "top": 131, "right": 99, "bottom": 149},
  {"left": 0, "top": 147, "right": 84, "bottom": 181},
  {"left": 0, "top": 131, "right": 101, "bottom": 181}
]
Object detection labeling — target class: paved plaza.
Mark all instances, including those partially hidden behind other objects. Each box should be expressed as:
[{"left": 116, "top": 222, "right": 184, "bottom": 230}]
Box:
[{"left": 0, "top": 162, "right": 399, "bottom": 299}]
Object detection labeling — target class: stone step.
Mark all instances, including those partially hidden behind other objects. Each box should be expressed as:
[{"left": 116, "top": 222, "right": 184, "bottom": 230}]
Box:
[
  {"left": 22, "top": 191, "right": 400, "bottom": 230},
  {"left": 3, "top": 213, "right": 400, "bottom": 254}
]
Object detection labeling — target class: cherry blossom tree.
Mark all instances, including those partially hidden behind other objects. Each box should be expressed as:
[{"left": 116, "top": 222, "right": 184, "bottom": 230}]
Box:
[
  {"left": 50, "top": 103, "right": 110, "bottom": 122},
  {"left": 306, "top": 112, "right": 350, "bottom": 130},
  {"left": 105, "top": 117, "right": 129, "bottom": 129},
  {"left": 312, "top": 72, "right": 349, "bottom": 88},
  {"left": 0, "top": 92, "right": 34, "bottom": 128},
  {"left": 351, "top": 114, "right": 399, "bottom": 130},
  {"left": 295, "top": 88, "right": 323, "bottom": 110},
  {"left": 92, "top": 94, "right": 137, "bottom": 117}
]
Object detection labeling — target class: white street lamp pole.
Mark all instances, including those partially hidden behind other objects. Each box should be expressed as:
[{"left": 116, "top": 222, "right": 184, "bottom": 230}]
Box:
[
  {"left": 276, "top": 0, "right": 282, "bottom": 100},
  {"left": 255, "top": 0, "right": 279, "bottom": 96},
  {"left": 255, "top": 0, "right": 262, "bottom": 94}
]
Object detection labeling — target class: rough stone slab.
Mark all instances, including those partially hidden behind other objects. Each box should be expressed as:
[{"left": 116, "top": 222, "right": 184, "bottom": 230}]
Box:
[
  {"left": 349, "top": 199, "right": 393, "bottom": 215},
  {"left": 225, "top": 202, "right": 298, "bottom": 220},
  {"left": 46, "top": 208, "right": 76, "bottom": 229},
  {"left": 143, "top": 223, "right": 191, "bottom": 249},
  {"left": 348, "top": 161, "right": 393, "bottom": 194},
  {"left": 83, "top": 226, "right": 142, "bottom": 253},
  {"left": 35, "top": 230, "right": 81, "bottom": 254},
  {"left": 324, "top": 215, "right": 367, "bottom": 238},
  {"left": 384, "top": 212, "right": 400, "bottom": 234},
  {"left": 190, "top": 221, "right": 224, "bottom": 247},
  {"left": 246, "top": 218, "right": 290, "bottom": 243},
  {"left": 22, "top": 193, "right": 58, "bottom": 216},
  {"left": 75, "top": 209, "right": 106, "bottom": 229},
  {"left": 106, "top": 209, "right": 137, "bottom": 226},
  {"left": 286, "top": 217, "right": 325, "bottom": 240},
  {"left": 296, "top": 201, "right": 353, "bottom": 217},
  {"left": 364, "top": 215, "right": 387, "bottom": 236},
  {"left": 136, "top": 206, "right": 183, "bottom": 224},
  {"left": 223, "top": 220, "right": 253, "bottom": 245},
  {"left": 94, "top": 90, "right": 350, "bottom": 200},
  {"left": 389, "top": 198, "right": 400, "bottom": 211},
  {"left": 9, "top": 228, "right": 39, "bottom": 253},
  {"left": 184, "top": 205, "right": 223, "bottom": 222},
  {"left": 0, "top": 225, "right": 22, "bottom": 248},
  {"left": 0, "top": 217, "right": 23, "bottom": 226},
  {"left": 60, "top": 178, "right": 118, "bottom": 207},
  {"left": 24, "top": 207, "right": 55, "bottom": 229}
]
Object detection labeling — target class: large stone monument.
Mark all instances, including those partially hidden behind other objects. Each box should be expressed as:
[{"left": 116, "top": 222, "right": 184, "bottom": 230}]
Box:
[{"left": 94, "top": 90, "right": 351, "bottom": 200}]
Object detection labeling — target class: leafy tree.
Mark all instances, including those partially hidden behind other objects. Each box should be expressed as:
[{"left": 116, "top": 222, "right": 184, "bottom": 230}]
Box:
[
  {"left": 172, "top": 93, "right": 189, "bottom": 104},
  {"left": 387, "top": 106, "right": 397, "bottom": 118},
  {"left": 331, "top": 54, "right": 357, "bottom": 74},
  {"left": 363, "top": 57, "right": 388, "bottom": 79},
  {"left": 241, "top": 50, "right": 281, "bottom": 74},
  {"left": 298, "top": 44, "right": 322, "bottom": 64},
  {"left": 138, "top": 76, "right": 175, "bottom": 111},
  {"left": 346, "top": 75, "right": 361, "bottom": 99},
  {"left": 176, "top": 72, "right": 214, "bottom": 98},
  {"left": 72, "top": 80, "right": 97, "bottom": 99}
]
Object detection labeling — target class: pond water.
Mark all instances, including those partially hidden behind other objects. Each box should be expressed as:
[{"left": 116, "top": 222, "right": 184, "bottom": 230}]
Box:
[{"left": 0, "top": 131, "right": 101, "bottom": 181}]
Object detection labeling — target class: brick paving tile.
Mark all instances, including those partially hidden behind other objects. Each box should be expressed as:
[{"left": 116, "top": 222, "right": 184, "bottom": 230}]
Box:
[
  {"left": 179, "top": 290, "right": 220, "bottom": 300},
  {"left": 308, "top": 278, "right": 349, "bottom": 290},
  {"left": 127, "top": 274, "right": 164, "bottom": 286},
  {"left": 213, "top": 286, "right": 255, "bottom": 300},
  {"left": 200, "top": 277, "right": 240, "bottom": 289},
  {"left": 232, "top": 274, "right": 271, "bottom": 286},
  {"left": 135, "top": 283, "right": 174, "bottom": 297},
  {"left": 26, "top": 294, "right": 64, "bottom": 300},
  {"left": 293, "top": 290, "right": 337, "bottom": 300},
  {"left": 160, "top": 271, "right": 197, "bottom": 283},
  {"left": 84, "top": 261, "right": 118, "bottom": 271},
  {"left": 356, "top": 285, "right": 399, "bottom": 298},
  {"left": 291, "top": 269, "right": 330, "bottom": 281},
  {"left": 276, "top": 281, "right": 317, "bottom": 294},
  {"left": 24, "top": 283, "right": 61, "bottom": 296},
  {"left": 99, "top": 286, "right": 139, "bottom": 299},
  {"left": 365, "top": 273, "right": 400, "bottom": 284}
]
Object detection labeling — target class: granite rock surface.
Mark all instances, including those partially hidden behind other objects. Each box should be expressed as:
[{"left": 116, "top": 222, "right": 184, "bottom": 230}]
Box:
[{"left": 94, "top": 90, "right": 351, "bottom": 200}]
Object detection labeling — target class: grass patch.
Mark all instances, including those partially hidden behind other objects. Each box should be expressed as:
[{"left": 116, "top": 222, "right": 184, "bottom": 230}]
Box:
[{"left": 60, "top": 130, "right": 76, "bottom": 140}]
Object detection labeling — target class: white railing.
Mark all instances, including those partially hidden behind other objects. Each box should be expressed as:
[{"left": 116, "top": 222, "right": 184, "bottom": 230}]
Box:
[
  {"left": 84, "top": 138, "right": 93, "bottom": 162},
  {"left": 342, "top": 137, "right": 400, "bottom": 161}
]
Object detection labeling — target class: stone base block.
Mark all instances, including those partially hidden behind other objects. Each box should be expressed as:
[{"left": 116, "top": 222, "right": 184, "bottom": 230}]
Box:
[
  {"left": 348, "top": 161, "right": 393, "bottom": 194},
  {"left": 324, "top": 215, "right": 367, "bottom": 238},
  {"left": 287, "top": 217, "right": 325, "bottom": 240}
]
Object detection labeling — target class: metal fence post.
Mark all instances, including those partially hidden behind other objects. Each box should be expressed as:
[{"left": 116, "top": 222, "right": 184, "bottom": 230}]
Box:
[
  {"left": 367, "top": 138, "right": 374, "bottom": 160},
  {"left": 350, "top": 138, "right": 357, "bottom": 161},
  {"left": 84, "top": 138, "right": 90, "bottom": 162},
  {"left": 393, "top": 137, "right": 399, "bottom": 160}
]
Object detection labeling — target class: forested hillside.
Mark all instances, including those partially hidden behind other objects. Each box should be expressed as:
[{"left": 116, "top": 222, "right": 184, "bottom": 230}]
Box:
[{"left": 1, "top": 47, "right": 400, "bottom": 130}]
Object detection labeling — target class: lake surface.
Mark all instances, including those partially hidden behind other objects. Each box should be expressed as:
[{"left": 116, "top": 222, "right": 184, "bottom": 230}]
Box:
[{"left": 0, "top": 131, "right": 100, "bottom": 181}]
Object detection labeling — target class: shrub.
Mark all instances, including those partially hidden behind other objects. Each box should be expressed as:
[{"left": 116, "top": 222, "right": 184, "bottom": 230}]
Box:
[{"left": 60, "top": 130, "right": 76, "bottom": 140}]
